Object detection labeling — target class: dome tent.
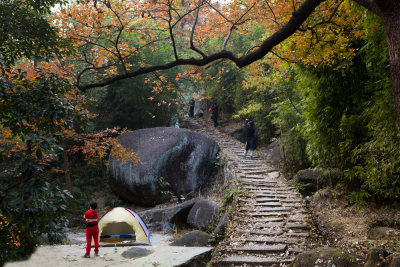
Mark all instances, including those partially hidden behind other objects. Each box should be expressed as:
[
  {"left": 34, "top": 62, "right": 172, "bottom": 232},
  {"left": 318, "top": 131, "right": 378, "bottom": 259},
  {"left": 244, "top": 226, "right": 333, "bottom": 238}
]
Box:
[{"left": 98, "top": 207, "right": 150, "bottom": 246}]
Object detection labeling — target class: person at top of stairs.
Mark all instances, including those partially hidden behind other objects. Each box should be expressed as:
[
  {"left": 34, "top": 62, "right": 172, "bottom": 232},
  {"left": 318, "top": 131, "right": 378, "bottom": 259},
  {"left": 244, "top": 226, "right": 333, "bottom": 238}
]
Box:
[{"left": 243, "top": 119, "right": 256, "bottom": 158}]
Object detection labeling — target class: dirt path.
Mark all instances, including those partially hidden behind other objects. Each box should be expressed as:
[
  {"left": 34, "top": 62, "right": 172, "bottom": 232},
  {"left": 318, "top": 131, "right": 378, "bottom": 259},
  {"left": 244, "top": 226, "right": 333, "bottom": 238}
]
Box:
[{"left": 184, "top": 117, "right": 311, "bottom": 266}]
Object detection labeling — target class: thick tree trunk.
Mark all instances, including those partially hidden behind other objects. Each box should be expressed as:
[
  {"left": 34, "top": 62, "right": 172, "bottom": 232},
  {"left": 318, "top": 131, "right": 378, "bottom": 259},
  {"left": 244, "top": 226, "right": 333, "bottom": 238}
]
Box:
[{"left": 381, "top": 0, "right": 400, "bottom": 128}]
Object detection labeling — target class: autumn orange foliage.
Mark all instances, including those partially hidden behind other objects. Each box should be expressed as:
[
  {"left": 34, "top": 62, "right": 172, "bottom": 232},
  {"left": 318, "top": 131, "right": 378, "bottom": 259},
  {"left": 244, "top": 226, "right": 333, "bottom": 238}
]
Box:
[
  {"left": 0, "top": 214, "right": 21, "bottom": 248},
  {"left": 50, "top": 0, "right": 366, "bottom": 103}
]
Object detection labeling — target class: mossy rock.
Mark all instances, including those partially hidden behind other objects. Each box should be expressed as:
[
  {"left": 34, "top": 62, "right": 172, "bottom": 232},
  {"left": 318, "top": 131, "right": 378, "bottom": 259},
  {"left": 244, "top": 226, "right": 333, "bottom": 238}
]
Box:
[
  {"left": 368, "top": 227, "right": 393, "bottom": 240},
  {"left": 289, "top": 247, "right": 358, "bottom": 267}
]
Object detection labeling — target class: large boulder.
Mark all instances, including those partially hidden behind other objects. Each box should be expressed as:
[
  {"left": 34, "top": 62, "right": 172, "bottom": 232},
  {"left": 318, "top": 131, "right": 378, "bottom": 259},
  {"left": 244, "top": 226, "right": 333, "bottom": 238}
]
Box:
[
  {"left": 187, "top": 199, "right": 219, "bottom": 230},
  {"left": 107, "top": 127, "right": 219, "bottom": 206}
]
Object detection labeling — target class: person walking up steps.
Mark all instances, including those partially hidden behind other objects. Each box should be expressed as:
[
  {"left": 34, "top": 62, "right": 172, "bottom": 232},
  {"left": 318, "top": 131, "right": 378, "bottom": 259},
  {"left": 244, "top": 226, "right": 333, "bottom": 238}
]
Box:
[
  {"left": 243, "top": 119, "right": 256, "bottom": 158},
  {"left": 83, "top": 202, "right": 99, "bottom": 258},
  {"left": 189, "top": 99, "right": 195, "bottom": 117},
  {"left": 210, "top": 103, "right": 219, "bottom": 127}
]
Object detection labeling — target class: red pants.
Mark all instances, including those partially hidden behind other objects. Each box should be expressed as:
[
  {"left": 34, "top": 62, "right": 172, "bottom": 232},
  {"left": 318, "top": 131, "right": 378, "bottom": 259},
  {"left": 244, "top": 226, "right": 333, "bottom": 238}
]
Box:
[{"left": 85, "top": 226, "right": 99, "bottom": 255}]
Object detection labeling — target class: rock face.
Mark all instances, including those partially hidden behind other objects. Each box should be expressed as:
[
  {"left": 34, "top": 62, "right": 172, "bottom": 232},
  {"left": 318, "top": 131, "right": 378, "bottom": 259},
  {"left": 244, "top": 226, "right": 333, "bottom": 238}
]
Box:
[
  {"left": 107, "top": 127, "right": 219, "bottom": 206},
  {"left": 187, "top": 199, "right": 219, "bottom": 230},
  {"left": 170, "top": 230, "right": 211, "bottom": 247},
  {"left": 138, "top": 199, "right": 197, "bottom": 231}
]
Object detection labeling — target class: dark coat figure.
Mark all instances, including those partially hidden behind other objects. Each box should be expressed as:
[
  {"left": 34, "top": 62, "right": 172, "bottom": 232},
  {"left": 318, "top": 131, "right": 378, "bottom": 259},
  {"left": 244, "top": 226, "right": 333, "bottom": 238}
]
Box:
[
  {"left": 210, "top": 104, "right": 218, "bottom": 127},
  {"left": 243, "top": 119, "right": 256, "bottom": 157},
  {"left": 189, "top": 99, "right": 195, "bottom": 117}
]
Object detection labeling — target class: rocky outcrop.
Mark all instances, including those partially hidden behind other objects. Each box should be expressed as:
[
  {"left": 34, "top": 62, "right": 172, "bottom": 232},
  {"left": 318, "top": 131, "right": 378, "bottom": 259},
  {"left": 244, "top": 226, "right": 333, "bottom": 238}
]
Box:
[
  {"left": 290, "top": 247, "right": 358, "bottom": 267},
  {"left": 170, "top": 230, "right": 211, "bottom": 247},
  {"left": 138, "top": 198, "right": 220, "bottom": 231},
  {"left": 138, "top": 199, "right": 197, "bottom": 231},
  {"left": 295, "top": 169, "right": 341, "bottom": 196},
  {"left": 107, "top": 127, "right": 219, "bottom": 206},
  {"left": 187, "top": 199, "right": 219, "bottom": 230}
]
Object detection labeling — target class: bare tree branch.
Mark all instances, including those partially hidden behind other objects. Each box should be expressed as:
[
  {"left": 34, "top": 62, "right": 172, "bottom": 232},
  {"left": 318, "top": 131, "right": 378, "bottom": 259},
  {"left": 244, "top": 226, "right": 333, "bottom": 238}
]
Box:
[
  {"left": 263, "top": 0, "right": 281, "bottom": 25},
  {"left": 77, "top": 0, "right": 326, "bottom": 91},
  {"left": 223, "top": 2, "right": 255, "bottom": 49},
  {"left": 167, "top": 0, "right": 179, "bottom": 60}
]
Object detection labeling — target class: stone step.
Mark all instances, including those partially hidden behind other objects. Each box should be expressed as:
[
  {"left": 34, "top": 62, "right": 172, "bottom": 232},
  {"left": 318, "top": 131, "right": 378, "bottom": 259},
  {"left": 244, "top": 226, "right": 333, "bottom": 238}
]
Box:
[
  {"left": 244, "top": 170, "right": 267, "bottom": 175},
  {"left": 241, "top": 180, "right": 276, "bottom": 186},
  {"left": 255, "top": 207, "right": 290, "bottom": 212},
  {"left": 286, "top": 223, "right": 310, "bottom": 230},
  {"left": 240, "top": 174, "right": 272, "bottom": 180},
  {"left": 230, "top": 245, "right": 288, "bottom": 253},
  {"left": 254, "top": 202, "right": 282, "bottom": 207},
  {"left": 256, "top": 198, "right": 281, "bottom": 203},
  {"left": 248, "top": 230, "right": 284, "bottom": 236},
  {"left": 253, "top": 217, "right": 285, "bottom": 223},
  {"left": 255, "top": 222, "right": 285, "bottom": 228},
  {"left": 283, "top": 232, "right": 309, "bottom": 238},
  {"left": 254, "top": 195, "right": 292, "bottom": 200},
  {"left": 238, "top": 167, "right": 271, "bottom": 171},
  {"left": 237, "top": 164, "right": 266, "bottom": 168},
  {"left": 245, "top": 237, "right": 298, "bottom": 244},
  {"left": 280, "top": 199, "right": 304, "bottom": 203},
  {"left": 217, "top": 256, "right": 294, "bottom": 266},
  {"left": 250, "top": 212, "right": 290, "bottom": 217}
]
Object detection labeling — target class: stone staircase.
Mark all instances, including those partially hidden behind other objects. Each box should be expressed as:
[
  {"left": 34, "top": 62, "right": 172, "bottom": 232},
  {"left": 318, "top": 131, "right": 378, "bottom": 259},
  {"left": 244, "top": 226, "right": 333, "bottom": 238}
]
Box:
[{"left": 183, "top": 117, "right": 311, "bottom": 266}]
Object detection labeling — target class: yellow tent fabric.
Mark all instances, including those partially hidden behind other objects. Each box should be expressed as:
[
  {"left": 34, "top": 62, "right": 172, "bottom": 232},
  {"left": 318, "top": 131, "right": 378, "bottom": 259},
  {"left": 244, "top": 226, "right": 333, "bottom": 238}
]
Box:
[{"left": 98, "top": 207, "right": 150, "bottom": 244}]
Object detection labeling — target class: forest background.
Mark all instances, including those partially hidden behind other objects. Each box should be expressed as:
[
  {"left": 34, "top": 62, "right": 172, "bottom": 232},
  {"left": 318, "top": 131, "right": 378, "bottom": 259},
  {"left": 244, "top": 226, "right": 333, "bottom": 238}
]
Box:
[{"left": 0, "top": 0, "right": 399, "bottom": 264}]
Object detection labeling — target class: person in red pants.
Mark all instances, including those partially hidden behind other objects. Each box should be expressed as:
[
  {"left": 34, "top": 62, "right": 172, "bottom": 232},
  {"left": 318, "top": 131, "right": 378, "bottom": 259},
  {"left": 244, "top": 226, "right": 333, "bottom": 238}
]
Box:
[{"left": 83, "top": 202, "right": 99, "bottom": 258}]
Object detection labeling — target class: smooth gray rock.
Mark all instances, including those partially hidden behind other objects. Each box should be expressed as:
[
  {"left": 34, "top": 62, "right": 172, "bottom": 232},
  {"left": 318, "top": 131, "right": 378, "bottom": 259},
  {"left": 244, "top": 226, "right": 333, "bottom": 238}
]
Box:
[
  {"left": 187, "top": 199, "right": 219, "bottom": 230},
  {"left": 107, "top": 127, "right": 218, "bottom": 206},
  {"left": 138, "top": 199, "right": 197, "bottom": 231},
  {"left": 121, "top": 247, "right": 154, "bottom": 259},
  {"left": 290, "top": 247, "right": 358, "bottom": 267},
  {"left": 170, "top": 230, "right": 211, "bottom": 247}
]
